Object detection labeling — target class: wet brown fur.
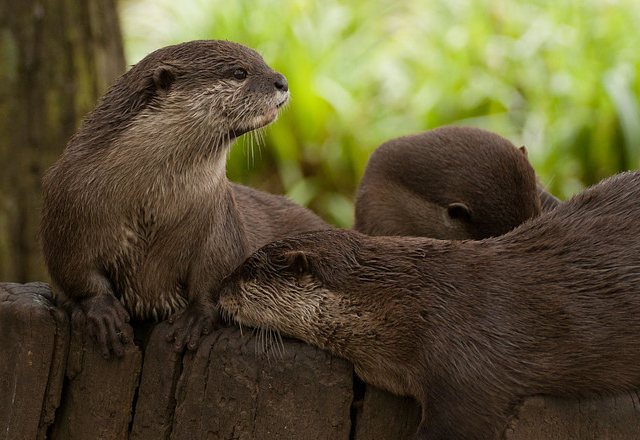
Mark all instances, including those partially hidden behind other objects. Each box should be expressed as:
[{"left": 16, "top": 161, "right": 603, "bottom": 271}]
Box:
[
  {"left": 354, "top": 126, "right": 560, "bottom": 239},
  {"left": 40, "top": 40, "right": 329, "bottom": 358},
  {"left": 220, "top": 170, "right": 640, "bottom": 439}
]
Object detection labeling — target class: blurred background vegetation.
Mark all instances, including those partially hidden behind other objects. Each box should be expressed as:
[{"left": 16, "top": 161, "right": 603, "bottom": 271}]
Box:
[
  {"left": 120, "top": 0, "right": 640, "bottom": 228},
  {"left": 1, "top": 0, "right": 639, "bottom": 282}
]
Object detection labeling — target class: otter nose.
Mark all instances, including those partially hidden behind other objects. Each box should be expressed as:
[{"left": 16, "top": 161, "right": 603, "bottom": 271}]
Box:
[{"left": 274, "top": 75, "right": 288, "bottom": 92}]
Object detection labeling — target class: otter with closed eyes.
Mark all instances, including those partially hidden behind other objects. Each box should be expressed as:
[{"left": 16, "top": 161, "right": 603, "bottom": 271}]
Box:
[
  {"left": 354, "top": 126, "right": 560, "bottom": 239},
  {"left": 220, "top": 170, "right": 640, "bottom": 439}
]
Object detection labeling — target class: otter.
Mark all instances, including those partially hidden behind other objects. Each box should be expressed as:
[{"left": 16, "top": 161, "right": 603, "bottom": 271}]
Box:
[
  {"left": 354, "top": 126, "right": 560, "bottom": 239},
  {"left": 40, "top": 40, "right": 330, "bottom": 359},
  {"left": 220, "top": 170, "right": 640, "bottom": 439}
]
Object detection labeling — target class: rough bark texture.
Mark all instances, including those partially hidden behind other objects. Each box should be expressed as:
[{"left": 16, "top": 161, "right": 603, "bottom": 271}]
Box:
[
  {"left": 132, "top": 325, "right": 354, "bottom": 440},
  {"left": 130, "top": 322, "right": 184, "bottom": 440},
  {"left": 2, "top": 282, "right": 640, "bottom": 439},
  {"left": 49, "top": 314, "right": 143, "bottom": 440},
  {"left": 505, "top": 393, "right": 640, "bottom": 440},
  {"left": 0, "top": 0, "right": 125, "bottom": 283},
  {"left": 0, "top": 282, "right": 69, "bottom": 440},
  {"left": 170, "top": 327, "right": 353, "bottom": 440}
]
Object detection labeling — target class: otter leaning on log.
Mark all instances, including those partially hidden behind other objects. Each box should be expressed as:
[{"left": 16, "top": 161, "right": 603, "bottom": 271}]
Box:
[
  {"left": 220, "top": 170, "right": 640, "bottom": 439},
  {"left": 354, "top": 126, "right": 560, "bottom": 239},
  {"left": 40, "top": 40, "right": 330, "bottom": 359}
]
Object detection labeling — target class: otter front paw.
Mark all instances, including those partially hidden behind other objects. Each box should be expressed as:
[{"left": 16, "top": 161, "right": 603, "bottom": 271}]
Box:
[
  {"left": 165, "top": 303, "right": 221, "bottom": 352},
  {"left": 77, "top": 294, "right": 134, "bottom": 359}
]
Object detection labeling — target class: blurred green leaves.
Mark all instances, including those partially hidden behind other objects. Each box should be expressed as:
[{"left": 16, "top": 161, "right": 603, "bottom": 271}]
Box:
[{"left": 120, "top": 0, "right": 640, "bottom": 227}]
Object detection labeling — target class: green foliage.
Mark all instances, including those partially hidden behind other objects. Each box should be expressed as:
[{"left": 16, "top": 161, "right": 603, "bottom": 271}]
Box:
[{"left": 120, "top": 0, "right": 640, "bottom": 227}]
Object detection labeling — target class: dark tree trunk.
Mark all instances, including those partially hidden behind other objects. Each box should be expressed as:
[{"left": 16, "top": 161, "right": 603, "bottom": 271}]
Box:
[{"left": 0, "top": 0, "right": 125, "bottom": 282}]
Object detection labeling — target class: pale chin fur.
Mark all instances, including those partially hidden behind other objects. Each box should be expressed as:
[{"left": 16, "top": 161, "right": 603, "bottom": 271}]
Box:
[
  {"left": 219, "top": 294, "right": 258, "bottom": 329},
  {"left": 249, "top": 90, "right": 290, "bottom": 130}
]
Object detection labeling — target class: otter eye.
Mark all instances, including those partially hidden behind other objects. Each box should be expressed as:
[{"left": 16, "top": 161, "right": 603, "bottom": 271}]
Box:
[{"left": 233, "top": 68, "right": 247, "bottom": 81}]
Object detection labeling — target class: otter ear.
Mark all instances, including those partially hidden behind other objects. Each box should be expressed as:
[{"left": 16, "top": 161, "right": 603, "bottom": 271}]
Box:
[
  {"left": 279, "top": 249, "right": 346, "bottom": 286},
  {"left": 283, "top": 251, "right": 311, "bottom": 275},
  {"left": 153, "top": 65, "right": 177, "bottom": 92},
  {"left": 519, "top": 145, "right": 528, "bottom": 157},
  {"left": 447, "top": 202, "right": 472, "bottom": 221}
]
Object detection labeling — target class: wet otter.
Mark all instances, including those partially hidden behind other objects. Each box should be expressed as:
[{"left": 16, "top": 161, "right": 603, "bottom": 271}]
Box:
[
  {"left": 220, "top": 170, "right": 640, "bottom": 439},
  {"left": 41, "top": 40, "right": 330, "bottom": 359},
  {"left": 354, "top": 126, "right": 560, "bottom": 239}
]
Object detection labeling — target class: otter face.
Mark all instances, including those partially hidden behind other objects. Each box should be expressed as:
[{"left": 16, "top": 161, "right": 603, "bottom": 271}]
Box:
[
  {"left": 219, "top": 245, "right": 330, "bottom": 344},
  {"left": 121, "top": 40, "right": 289, "bottom": 147}
]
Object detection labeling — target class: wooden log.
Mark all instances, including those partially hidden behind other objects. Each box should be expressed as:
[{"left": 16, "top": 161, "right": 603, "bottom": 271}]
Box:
[
  {"left": 49, "top": 311, "right": 142, "bottom": 440},
  {"left": 130, "top": 321, "right": 184, "bottom": 440},
  {"left": 3, "top": 281, "right": 640, "bottom": 439},
  {"left": 0, "top": 282, "right": 69, "bottom": 440},
  {"left": 169, "top": 326, "right": 353, "bottom": 440},
  {"left": 506, "top": 393, "right": 640, "bottom": 440}
]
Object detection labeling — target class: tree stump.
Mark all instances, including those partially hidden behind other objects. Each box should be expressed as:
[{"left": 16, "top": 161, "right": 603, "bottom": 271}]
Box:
[
  {"left": 133, "top": 325, "right": 354, "bottom": 440},
  {"left": 0, "top": 282, "right": 68, "bottom": 440},
  {"left": 49, "top": 313, "right": 142, "bottom": 440},
  {"left": 505, "top": 393, "right": 640, "bottom": 440}
]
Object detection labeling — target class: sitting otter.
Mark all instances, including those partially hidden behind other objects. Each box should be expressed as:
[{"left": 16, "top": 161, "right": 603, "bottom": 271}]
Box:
[
  {"left": 220, "top": 170, "right": 640, "bottom": 439},
  {"left": 354, "top": 126, "right": 560, "bottom": 239},
  {"left": 40, "top": 40, "right": 330, "bottom": 359}
]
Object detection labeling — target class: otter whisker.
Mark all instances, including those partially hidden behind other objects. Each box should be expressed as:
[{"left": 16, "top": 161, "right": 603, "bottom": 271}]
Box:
[
  {"left": 251, "top": 326, "right": 260, "bottom": 356},
  {"left": 259, "top": 327, "right": 264, "bottom": 354},
  {"left": 249, "top": 131, "right": 256, "bottom": 167},
  {"left": 263, "top": 328, "right": 273, "bottom": 366},
  {"left": 273, "top": 328, "right": 285, "bottom": 359},
  {"left": 266, "top": 329, "right": 275, "bottom": 362},
  {"left": 254, "top": 127, "right": 266, "bottom": 160},
  {"left": 271, "top": 329, "right": 282, "bottom": 361}
]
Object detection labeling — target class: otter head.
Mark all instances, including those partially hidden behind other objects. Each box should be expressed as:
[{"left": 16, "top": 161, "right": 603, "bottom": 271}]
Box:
[
  {"left": 218, "top": 234, "right": 346, "bottom": 345},
  {"left": 219, "top": 229, "right": 424, "bottom": 397},
  {"left": 356, "top": 127, "right": 545, "bottom": 239},
  {"left": 139, "top": 40, "right": 289, "bottom": 135},
  {"left": 76, "top": 40, "right": 289, "bottom": 161}
]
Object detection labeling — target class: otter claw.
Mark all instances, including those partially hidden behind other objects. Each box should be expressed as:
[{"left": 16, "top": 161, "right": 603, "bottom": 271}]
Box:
[
  {"left": 78, "top": 295, "right": 133, "bottom": 359},
  {"left": 166, "top": 306, "right": 219, "bottom": 352}
]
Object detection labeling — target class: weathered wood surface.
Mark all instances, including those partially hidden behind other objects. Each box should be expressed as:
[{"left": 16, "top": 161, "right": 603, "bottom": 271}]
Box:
[
  {"left": 0, "top": 282, "right": 68, "bottom": 440},
  {"left": 355, "top": 386, "right": 640, "bottom": 440},
  {"left": 169, "top": 326, "right": 353, "bottom": 439},
  {"left": 132, "top": 325, "right": 353, "bottom": 440},
  {"left": 3, "top": 281, "right": 640, "bottom": 440},
  {"left": 506, "top": 393, "right": 640, "bottom": 440},
  {"left": 49, "top": 314, "right": 142, "bottom": 440},
  {"left": 130, "top": 321, "right": 183, "bottom": 440}
]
